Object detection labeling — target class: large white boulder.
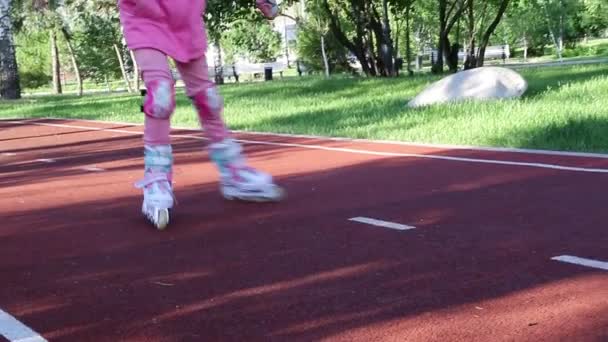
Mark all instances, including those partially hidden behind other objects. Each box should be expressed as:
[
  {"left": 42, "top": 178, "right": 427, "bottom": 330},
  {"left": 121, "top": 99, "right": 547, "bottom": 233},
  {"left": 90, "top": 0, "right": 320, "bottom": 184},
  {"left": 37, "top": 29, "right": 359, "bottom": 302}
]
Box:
[{"left": 408, "top": 67, "right": 528, "bottom": 108}]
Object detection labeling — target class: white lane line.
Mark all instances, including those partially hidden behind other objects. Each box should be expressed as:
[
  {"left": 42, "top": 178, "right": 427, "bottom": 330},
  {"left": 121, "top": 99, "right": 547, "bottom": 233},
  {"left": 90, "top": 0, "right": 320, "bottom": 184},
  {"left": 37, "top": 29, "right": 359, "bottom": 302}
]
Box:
[
  {"left": 5, "top": 120, "right": 608, "bottom": 174},
  {"left": 34, "top": 159, "right": 55, "bottom": 163},
  {"left": 19, "top": 117, "right": 608, "bottom": 160},
  {"left": 349, "top": 217, "right": 415, "bottom": 231},
  {"left": 81, "top": 166, "right": 106, "bottom": 172},
  {"left": 0, "top": 308, "right": 47, "bottom": 342},
  {"left": 1, "top": 153, "right": 17, "bottom": 157},
  {"left": 551, "top": 255, "right": 608, "bottom": 271}
]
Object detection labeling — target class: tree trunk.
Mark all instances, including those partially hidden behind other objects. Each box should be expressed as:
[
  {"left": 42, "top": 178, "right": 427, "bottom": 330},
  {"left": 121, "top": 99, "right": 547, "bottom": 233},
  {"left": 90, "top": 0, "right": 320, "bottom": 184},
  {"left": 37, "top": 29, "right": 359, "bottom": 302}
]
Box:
[
  {"left": 558, "top": 5, "right": 564, "bottom": 61},
  {"left": 405, "top": 4, "right": 413, "bottom": 76},
  {"left": 0, "top": 0, "right": 20, "bottom": 99},
  {"left": 367, "top": 31, "right": 378, "bottom": 76},
  {"left": 321, "top": 35, "right": 330, "bottom": 77},
  {"left": 114, "top": 44, "right": 133, "bottom": 93},
  {"left": 380, "top": 0, "right": 395, "bottom": 76},
  {"left": 105, "top": 74, "right": 111, "bottom": 93},
  {"left": 432, "top": 1, "right": 447, "bottom": 73},
  {"left": 62, "top": 28, "right": 82, "bottom": 96},
  {"left": 130, "top": 50, "right": 140, "bottom": 91},
  {"left": 543, "top": 2, "right": 562, "bottom": 61},
  {"left": 445, "top": 38, "right": 460, "bottom": 72},
  {"left": 523, "top": 34, "right": 528, "bottom": 62},
  {"left": 394, "top": 18, "right": 400, "bottom": 59},
  {"left": 214, "top": 38, "right": 224, "bottom": 85},
  {"left": 322, "top": 0, "right": 372, "bottom": 76},
  {"left": 464, "top": 0, "right": 477, "bottom": 69},
  {"left": 433, "top": 0, "right": 466, "bottom": 73},
  {"left": 476, "top": 0, "right": 511, "bottom": 67},
  {"left": 50, "top": 30, "right": 62, "bottom": 94}
]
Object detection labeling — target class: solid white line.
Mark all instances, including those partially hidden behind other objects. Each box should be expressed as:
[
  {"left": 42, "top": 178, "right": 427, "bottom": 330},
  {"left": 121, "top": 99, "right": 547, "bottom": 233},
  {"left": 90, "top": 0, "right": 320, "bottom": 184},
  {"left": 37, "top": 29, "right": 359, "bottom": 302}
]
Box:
[
  {"left": 17, "top": 117, "right": 608, "bottom": 159},
  {"left": 5, "top": 120, "right": 608, "bottom": 174},
  {"left": 551, "top": 255, "right": 608, "bottom": 271},
  {"left": 34, "top": 159, "right": 55, "bottom": 163},
  {"left": 349, "top": 217, "right": 415, "bottom": 231},
  {"left": 81, "top": 166, "right": 105, "bottom": 172},
  {"left": 0, "top": 309, "right": 47, "bottom": 342}
]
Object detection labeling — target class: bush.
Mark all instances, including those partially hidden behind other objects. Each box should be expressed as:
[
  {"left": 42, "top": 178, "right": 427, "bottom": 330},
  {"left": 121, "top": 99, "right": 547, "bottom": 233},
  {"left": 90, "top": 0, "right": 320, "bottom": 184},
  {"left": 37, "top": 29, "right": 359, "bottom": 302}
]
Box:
[
  {"left": 20, "top": 70, "right": 51, "bottom": 89},
  {"left": 562, "top": 42, "right": 608, "bottom": 58}
]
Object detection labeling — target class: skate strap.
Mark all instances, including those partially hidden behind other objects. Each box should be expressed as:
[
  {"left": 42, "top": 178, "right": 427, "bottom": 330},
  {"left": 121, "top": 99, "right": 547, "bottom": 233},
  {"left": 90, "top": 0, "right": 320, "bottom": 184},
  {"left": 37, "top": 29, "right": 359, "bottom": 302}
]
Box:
[
  {"left": 144, "top": 155, "right": 172, "bottom": 167},
  {"left": 134, "top": 173, "right": 179, "bottom": 206},
  {"left": 134, "top": 173, "right": 170, "bottom": 189}
]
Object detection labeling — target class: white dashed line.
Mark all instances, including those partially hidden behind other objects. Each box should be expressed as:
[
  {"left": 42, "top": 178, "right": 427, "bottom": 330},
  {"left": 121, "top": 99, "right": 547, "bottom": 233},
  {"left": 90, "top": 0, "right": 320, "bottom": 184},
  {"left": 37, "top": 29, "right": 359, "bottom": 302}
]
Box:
[
  {"left": 0, "top": 308, "right": 47, "bottom": 342},
  {"left": 551, "top": 255, "right": 608, "bottom": 271},
  {"left": 349, "top": 217, "right": 416, "bottom": 231}
]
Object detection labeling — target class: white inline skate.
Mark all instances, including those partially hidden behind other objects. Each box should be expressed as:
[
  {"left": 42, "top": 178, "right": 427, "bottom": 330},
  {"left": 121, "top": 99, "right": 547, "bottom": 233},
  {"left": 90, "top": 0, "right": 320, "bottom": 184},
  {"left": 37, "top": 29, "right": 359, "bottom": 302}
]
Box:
[
  {"left": 135, "top": 145, "right": 175, "bottom": 230},
  {"left": 209, "top": 138, "right": 285, "bottom": 202}
]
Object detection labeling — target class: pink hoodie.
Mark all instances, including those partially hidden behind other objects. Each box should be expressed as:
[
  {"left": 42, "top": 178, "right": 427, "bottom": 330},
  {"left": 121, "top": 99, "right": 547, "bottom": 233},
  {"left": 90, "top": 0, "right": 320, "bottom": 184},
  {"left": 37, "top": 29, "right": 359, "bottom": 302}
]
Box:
[{"left": 118, "top": 0, "right": 207, "bottom": 63}]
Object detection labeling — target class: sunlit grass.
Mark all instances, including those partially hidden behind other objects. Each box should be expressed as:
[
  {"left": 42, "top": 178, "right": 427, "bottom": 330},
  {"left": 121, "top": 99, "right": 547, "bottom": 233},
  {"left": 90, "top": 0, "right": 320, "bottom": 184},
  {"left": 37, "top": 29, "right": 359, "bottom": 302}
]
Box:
[{"left": 2, "top": 63, "right": 608, "bottom": 153}]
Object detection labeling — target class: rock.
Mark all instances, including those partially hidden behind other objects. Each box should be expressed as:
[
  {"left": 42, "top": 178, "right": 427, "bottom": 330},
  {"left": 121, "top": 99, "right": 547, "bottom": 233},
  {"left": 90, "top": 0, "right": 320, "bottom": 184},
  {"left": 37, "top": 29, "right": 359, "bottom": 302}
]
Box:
[{"left": 408, "top": 67, "right": 528, "bottom": 108}]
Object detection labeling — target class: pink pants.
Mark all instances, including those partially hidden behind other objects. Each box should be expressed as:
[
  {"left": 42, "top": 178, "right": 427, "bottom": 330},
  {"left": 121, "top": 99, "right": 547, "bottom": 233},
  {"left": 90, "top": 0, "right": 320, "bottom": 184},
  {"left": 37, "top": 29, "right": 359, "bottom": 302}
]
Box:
[{"left": 133, "top": 49, "right": 228, "bottom": 145}]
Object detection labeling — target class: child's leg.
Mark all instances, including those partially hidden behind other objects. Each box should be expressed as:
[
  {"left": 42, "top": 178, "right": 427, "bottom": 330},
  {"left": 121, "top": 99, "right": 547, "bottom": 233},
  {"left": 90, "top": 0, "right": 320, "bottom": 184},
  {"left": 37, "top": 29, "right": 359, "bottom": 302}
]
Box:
[
  {"left": 175, "top": 57, "right": 228, "bottom": 143},
  {"left": 132, "top": 48, "right": 176, "bottom": 229},
  {"left": 133, "top": 49, "right": 175, "bottom": 146},
  {"left": 176, "top": 56, "right": 284, "bottom": 202}
]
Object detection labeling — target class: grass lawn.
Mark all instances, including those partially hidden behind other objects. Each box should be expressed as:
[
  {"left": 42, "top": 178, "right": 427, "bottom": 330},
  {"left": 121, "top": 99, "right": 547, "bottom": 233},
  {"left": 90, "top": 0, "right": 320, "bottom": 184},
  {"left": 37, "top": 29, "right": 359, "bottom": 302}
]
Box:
[{"left": 2, "top": 63, "right": 608, "bottom": 153}]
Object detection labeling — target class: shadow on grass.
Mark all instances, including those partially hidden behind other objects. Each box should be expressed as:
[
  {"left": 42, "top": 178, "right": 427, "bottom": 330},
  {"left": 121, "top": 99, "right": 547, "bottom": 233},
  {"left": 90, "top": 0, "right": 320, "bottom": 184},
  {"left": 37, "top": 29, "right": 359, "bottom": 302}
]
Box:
[
  {"left": 227, "top": 96, "right": 413, "bottom": 137},
  {"left": 520, "top": 63, "right": 608, "bottom": 98},
  {"left": 488, "top": 116, "right": 608, "bottom": 153},
  {"left": 222, "top": 75, "right": 436, "bottom": 102}
]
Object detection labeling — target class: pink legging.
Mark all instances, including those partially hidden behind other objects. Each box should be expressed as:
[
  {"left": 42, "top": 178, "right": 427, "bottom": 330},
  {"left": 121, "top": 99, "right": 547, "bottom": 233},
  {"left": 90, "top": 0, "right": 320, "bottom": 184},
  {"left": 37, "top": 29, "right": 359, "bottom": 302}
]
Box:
[{"left": 133, "top": 48, "right": 228, "bottom": 145}]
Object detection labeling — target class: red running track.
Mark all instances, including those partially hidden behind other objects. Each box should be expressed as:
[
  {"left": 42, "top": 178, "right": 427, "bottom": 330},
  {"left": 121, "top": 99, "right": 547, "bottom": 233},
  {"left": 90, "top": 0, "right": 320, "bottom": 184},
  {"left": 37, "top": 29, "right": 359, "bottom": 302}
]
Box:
[{"left": 1, "top": 118, "right": 607, "bottom": 342}]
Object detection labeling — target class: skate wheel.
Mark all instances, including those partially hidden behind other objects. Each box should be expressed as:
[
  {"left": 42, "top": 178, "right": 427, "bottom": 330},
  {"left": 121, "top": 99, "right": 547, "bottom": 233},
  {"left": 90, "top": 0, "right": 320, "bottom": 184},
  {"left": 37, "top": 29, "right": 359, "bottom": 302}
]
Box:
[
  {"left": 155, "top": 209, "right": 170, "bottom": 230},
  {"left": 271, "top": 186, "right": 286, "bottom": 201},
  {"left": 222, "top": 185, "right": 286, "bottom": 202}
]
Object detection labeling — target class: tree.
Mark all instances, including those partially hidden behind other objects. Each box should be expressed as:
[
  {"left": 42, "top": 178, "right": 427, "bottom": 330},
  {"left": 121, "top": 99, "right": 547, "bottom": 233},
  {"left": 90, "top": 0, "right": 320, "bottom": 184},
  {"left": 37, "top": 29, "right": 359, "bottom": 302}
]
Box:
[
  {"left": 296, "top": 12, "right": 352, "bottom": 75},
  {"left": 205, "top": 0, "right": 253, "bottom": 84},
  {"left": 462, "top": 0, "right": 511, "bottom": 68},
  {"left": 15, "top": 30, "right": 51, "bottom": 89},
  {"left": 538, "top": 0, "right": 580, "bottom": 60},
  {"left": 391, "top": 0, "right": 416, "bottom": 75},
  {"left": 71, "top": 0, "right": 128, "bottom": 91},
  {"left": 501, "top": 0, "right": 547, "bottom": 61},
  {"left": 580, "top": 0, "right": 608, "bottom": 36},
  {"left": 0, "top": 0, "right": 21, "bottom": 99},
  {"left": 296, "top": 0, "right": 342, "bottom": 77},
  {"left": 431, "top": 0, "right": 466, "bottom": 74},
  {"left": 14, "top": 0, "right": 68, "bottom": 94},
  {"left": 223, "top": 18, "right": 282, "bottom": 63},
  {"left": 321, "top": 0, "right": 398, "bottom": 76}
]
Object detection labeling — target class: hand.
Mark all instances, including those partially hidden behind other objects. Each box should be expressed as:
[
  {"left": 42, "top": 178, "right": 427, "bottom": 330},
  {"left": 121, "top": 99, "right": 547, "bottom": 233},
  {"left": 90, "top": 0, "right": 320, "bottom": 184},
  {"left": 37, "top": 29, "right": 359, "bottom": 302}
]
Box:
[{"left": 256, "top": 0, "right": 279, "bottom": 19}]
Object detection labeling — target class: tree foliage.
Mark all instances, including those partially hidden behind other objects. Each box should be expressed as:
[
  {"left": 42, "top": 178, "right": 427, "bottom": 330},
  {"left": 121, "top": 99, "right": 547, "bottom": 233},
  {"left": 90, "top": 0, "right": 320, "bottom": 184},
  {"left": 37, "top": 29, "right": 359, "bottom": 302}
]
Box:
[{"left": 223, "top": 18, "right": 282, "bottom": 63}]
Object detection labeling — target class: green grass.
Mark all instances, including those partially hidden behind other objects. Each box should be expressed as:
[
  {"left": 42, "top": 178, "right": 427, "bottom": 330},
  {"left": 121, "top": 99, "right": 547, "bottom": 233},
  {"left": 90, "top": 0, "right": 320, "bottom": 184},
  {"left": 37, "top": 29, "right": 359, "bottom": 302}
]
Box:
[{"left": 3, "top": 63, "right": 608, "bottom": 153}]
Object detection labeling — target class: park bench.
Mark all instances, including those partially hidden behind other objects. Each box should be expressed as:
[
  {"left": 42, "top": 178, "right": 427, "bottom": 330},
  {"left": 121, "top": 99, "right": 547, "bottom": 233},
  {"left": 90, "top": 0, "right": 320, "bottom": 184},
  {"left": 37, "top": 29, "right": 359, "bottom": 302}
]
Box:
[{"left": 424, "top": 44, "right": 511, "bottom": 66}]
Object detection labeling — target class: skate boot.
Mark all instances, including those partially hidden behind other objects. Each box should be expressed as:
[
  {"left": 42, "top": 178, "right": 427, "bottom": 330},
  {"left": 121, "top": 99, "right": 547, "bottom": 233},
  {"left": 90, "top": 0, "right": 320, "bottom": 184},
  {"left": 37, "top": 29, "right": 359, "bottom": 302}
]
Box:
[
  {"left": 209, "top": 138, "right": 285, "bottom": 202},
  {"left": 135, "top": 145, "right": 175, "bottom": 230}
]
